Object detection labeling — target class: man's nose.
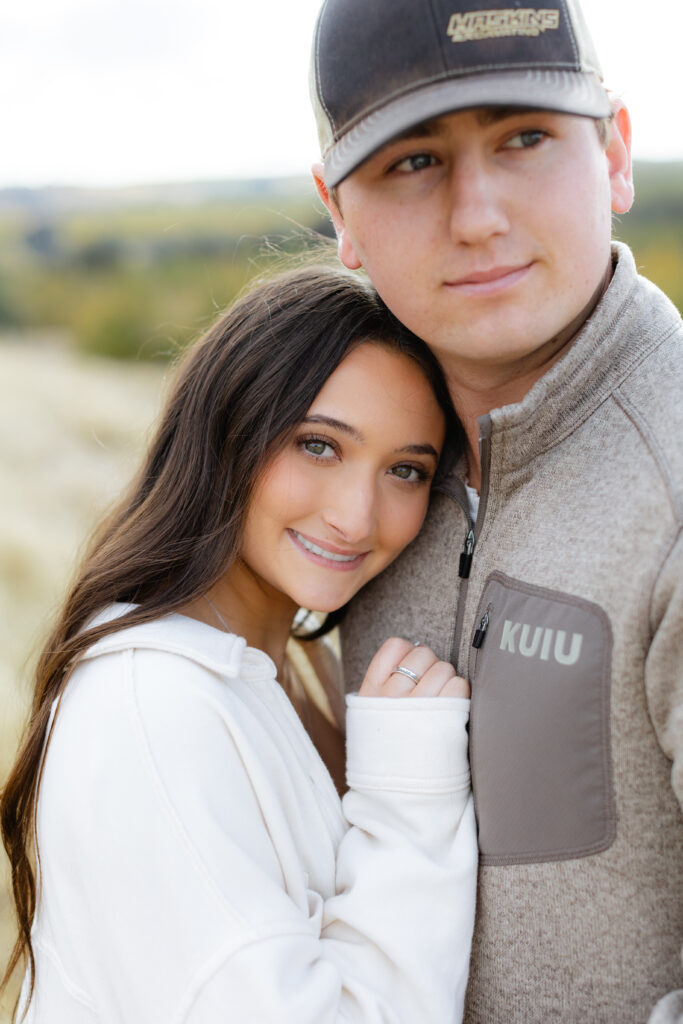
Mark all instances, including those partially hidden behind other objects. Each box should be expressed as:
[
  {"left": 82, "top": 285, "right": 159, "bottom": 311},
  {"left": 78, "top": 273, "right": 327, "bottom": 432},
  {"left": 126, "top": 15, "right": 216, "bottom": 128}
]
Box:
[
  {"left": 446, "top": 155, "right": 510, "bottom": 246},
  {"left": 322, "top": 475, "right": 377, "bottom": 544}
]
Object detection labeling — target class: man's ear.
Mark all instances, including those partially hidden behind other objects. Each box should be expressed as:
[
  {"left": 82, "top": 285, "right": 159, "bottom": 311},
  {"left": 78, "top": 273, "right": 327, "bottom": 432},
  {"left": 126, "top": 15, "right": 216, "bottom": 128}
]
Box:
[
  {"left": 312, "top": 162, "right": 363, "bottom": 270},
  {"left": 606, "top": 102, "right": 634, "bottom": 215}
]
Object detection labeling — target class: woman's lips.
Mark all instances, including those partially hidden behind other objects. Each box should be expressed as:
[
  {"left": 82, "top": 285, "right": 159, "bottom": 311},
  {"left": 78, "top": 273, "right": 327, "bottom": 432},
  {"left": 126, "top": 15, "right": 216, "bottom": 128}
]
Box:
[
  {"left": 287, "top": 529, "right": 369, "bottom": 572},
  {"left": 445, "top": 262, "right": 533, "bottom": 296}
]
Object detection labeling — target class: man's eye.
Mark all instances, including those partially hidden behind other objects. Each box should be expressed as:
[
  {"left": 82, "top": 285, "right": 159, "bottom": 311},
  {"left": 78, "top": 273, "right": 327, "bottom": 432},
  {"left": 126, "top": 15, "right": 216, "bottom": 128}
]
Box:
[
  {"left": 503, "top": 130, "right": 546, "bottom": 150},
  {"left": 392, "top": 153, "right": 437, "bottom": 173}
]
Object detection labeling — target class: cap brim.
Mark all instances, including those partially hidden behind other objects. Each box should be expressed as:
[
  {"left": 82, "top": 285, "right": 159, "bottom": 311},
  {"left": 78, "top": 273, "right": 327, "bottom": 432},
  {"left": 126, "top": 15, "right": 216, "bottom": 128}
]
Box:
[{"left": 324, "top": 69, "right": 611, "bottom": 187}]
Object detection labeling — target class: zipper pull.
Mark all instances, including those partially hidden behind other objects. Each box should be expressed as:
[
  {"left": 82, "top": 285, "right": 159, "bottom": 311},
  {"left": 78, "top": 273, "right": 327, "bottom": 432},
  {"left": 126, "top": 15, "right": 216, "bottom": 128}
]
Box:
[
  {"left": 459, "top": 529, "right": 476, "bottom": 578},
  {"left": 472, "top": 605, "right": 492, "bottom": 649}
]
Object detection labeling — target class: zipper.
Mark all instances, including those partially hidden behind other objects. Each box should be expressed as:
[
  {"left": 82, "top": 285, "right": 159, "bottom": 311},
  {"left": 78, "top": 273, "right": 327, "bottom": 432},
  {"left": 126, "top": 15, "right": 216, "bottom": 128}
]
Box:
[
  {"left": 472, "top": 604, "right": 492, "bottom": 649},
  {"left": 459, "top": 529, "right": 475, "bottom": 579},
  {"left": 468, "top": 594, "right": 496, "bottom": 682},
  {"left": 449, "top": 419, "right": 493, "bottom": 672}
]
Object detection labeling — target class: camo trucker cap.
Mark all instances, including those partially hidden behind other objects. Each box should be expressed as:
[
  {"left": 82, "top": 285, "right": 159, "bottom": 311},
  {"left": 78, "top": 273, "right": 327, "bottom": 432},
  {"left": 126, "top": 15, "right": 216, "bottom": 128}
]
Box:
[{"left": 310, "top": 0, "right": 611, "bottom": 187}]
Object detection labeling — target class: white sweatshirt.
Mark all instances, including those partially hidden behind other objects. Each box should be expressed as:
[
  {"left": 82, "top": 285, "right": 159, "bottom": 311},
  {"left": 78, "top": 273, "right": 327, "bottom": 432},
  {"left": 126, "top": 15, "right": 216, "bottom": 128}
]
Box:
[{"left": 21, "top": 604, "right": 477, "bottom": 1023}]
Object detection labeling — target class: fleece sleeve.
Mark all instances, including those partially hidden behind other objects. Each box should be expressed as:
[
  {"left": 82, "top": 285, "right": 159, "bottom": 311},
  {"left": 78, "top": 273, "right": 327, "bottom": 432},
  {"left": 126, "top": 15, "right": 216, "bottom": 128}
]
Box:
[
  {"left": 645, "top": 530, "right": 683, "bottom": 1024},
  {"left": 37, "top": 650, "right": 476, "bottom": 1024}
]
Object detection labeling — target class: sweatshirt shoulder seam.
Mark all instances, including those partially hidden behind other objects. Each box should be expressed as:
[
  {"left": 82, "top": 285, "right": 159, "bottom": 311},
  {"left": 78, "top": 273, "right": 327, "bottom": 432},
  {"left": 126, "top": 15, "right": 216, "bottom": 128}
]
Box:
[{"left": 32, "top": 936, "right": 98, "bottom": 1012}]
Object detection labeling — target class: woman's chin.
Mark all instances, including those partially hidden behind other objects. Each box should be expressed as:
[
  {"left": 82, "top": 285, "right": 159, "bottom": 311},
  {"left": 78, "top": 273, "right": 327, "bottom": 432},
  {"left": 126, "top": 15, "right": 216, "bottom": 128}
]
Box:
[
  {"left": 282, "top": 557, "right": 390, "bottom": 618},
  {"left": 293, "top": 597, "right": 346, "bottom": 616},
  {"left": 288, "top": 585, "right": 360, "bottom": 617}
]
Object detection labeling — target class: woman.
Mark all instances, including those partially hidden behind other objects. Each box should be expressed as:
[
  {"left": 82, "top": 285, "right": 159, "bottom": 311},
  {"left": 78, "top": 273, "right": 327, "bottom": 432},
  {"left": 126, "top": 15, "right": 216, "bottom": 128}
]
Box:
[{"left": 1, "top": 265, "right": 476, "bottom": 1022}]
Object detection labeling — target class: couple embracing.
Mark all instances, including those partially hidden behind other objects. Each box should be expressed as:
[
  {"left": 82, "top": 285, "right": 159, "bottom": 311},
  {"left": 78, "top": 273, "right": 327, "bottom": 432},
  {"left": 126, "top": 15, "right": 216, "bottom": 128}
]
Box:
[{"left": 2, "top": 0, "right": 682, "bottom": 1021}]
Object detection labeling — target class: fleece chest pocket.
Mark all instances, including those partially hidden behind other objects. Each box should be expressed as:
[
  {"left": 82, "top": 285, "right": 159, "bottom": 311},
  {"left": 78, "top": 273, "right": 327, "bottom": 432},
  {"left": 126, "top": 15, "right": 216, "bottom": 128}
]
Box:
[{"left": 468, "top": 571, "right": 615, "bottom": 865}]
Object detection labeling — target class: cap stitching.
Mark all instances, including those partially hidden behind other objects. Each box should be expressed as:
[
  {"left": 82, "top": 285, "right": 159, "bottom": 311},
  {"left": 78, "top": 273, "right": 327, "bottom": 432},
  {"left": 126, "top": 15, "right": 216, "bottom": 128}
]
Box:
[
  {"left": 315, "top": 0, "right": 336, "bottom": 133},
  {"left": 426, "top": 0, "right": 451, "bottom": 71},
  {"left": 558, "top": 0, "right": 580, "bottom": 66}
]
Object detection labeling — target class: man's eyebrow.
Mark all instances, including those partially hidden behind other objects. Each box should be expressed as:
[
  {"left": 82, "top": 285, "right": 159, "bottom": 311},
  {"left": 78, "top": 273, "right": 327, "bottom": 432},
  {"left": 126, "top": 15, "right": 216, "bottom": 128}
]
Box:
[
  {"left": 396, "top": 443, "right": 439, "bottom": 458},
  {"left": 385, "top": 106, "right": 550, "bottom": 145},
  {"left": 384, "top": 117, "right": 444, "bottom": 145},
  {"left": 302, "top": 415, "right": 364, "bottom": 443},
  {"left": 475, "top": 105, "right": 548, "bottom": 126}
]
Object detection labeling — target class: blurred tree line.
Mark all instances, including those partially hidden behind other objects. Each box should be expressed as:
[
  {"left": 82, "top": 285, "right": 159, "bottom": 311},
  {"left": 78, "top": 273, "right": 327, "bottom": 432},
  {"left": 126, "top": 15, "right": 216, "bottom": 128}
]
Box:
[
  {"left": 612, "top": 162, "right": 683, "bottom": 308},
  {"left": 0, "top": 164, "right": 680, "bottom": 362},
  {"left": 0, "top": 178, "right": 334, "bottom": 360}
]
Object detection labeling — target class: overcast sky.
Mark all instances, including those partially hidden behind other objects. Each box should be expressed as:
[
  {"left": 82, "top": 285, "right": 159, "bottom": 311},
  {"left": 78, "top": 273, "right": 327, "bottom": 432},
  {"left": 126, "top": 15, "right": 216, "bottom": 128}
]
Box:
[{"left": 2, "top": 0, "right": 681, "bottom": 189}]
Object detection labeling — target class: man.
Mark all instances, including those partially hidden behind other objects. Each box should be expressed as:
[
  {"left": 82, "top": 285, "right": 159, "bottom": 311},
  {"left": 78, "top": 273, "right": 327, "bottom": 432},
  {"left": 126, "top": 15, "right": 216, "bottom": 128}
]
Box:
[{"left": 309, "top": 1, "right": 683, "bottom": 1021}]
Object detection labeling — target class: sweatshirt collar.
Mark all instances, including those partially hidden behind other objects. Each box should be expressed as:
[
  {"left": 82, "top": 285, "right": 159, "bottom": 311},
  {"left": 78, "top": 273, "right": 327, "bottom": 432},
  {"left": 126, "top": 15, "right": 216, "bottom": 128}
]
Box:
[{"left": 79, "top": 603, "right": 276, "bottom": 679}]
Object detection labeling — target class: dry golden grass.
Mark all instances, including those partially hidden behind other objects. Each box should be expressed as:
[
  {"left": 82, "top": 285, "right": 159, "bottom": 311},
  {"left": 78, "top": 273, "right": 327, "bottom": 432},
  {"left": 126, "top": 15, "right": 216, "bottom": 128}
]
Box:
[{"left": 0, "top": 334, "right": 166, "bottom": 1019}]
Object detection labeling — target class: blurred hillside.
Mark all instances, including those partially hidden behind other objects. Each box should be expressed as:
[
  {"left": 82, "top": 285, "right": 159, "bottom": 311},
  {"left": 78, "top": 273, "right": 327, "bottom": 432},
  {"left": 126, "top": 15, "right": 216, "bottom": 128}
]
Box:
[
  {"left": 612, "top": 162, "right": 683, "bottom": 306},
  {"left": 0, "top": 176, "right": 335, "bottom": 360},
  {"left": 0, "top": 164, "right": 680, "bottom": 363}
]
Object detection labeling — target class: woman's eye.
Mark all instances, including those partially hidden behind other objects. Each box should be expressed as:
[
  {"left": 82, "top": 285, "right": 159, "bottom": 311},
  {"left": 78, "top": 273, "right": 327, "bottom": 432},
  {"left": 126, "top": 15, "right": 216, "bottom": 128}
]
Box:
[
  {"left": 390, "top": 463, "right": 425, "bottom": 483},
  {"left": 302, "top": 438, "right": 334, "bottom": 458},
  {"left": 392, "top": 152, "right": 437, "bottom": 174},
  {"left": 502, "top": 130, "right": 546, "bottom": 150}
]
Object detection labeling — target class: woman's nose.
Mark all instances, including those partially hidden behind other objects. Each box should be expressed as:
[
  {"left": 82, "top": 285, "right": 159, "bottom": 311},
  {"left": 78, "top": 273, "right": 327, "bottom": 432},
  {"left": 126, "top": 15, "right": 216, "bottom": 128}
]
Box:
[{"left": 322, "top": 477, "right": 377, "bottom": 544}]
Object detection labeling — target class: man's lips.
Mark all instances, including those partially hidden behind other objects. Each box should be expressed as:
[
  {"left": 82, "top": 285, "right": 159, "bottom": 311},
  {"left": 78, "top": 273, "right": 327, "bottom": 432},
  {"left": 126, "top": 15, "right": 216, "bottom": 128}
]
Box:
[{"left": 445, "top": 262, "right": 534, "bottom": 295}]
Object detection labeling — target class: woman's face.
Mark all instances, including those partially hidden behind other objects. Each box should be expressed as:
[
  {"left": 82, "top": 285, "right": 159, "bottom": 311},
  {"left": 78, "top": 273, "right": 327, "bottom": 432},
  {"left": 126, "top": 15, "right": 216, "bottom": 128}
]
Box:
[{"left": 239, "top": 341, "right": 446, "bottom": 614}]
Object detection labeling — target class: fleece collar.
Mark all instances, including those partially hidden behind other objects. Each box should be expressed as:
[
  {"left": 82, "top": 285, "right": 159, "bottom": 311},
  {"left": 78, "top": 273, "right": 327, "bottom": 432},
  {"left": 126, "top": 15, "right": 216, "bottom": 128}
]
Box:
[
  {"left": 484, "top": 243, "right": 680, "bottom": 464},
  {"left": 440, "top": 242, "right": 681, "bottom": 487}
]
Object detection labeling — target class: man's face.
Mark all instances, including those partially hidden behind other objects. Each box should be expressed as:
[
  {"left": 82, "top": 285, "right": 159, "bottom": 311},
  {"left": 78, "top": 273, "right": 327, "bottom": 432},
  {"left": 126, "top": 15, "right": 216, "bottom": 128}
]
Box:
[{"left": 317, "top": 107, "right": 633, "bottom": 376}]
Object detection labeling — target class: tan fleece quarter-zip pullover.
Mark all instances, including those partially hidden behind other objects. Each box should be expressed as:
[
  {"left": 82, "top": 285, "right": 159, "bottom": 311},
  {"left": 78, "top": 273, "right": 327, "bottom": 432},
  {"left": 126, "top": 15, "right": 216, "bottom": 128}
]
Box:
[{"left": 342, "top": 242, "right": 683, "bottom": 1024}]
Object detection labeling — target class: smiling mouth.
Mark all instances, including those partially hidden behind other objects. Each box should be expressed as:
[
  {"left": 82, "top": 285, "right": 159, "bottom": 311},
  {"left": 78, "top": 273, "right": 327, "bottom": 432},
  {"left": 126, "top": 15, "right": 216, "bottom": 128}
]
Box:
[{"left": 288, "top": 529, "right": 368, "bottom": 568}]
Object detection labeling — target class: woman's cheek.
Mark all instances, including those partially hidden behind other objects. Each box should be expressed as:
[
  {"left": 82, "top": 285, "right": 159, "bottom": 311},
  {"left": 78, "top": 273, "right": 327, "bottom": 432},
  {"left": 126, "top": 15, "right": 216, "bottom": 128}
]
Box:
[
  {"left": 260, "top": 455, "right": 317, "bottom": 518},
  {"left": 407, "top": 492, "right": 432, "bottom": 541},
  {"left": 384, "top": 492, "right": 431, "bottom": 557}
]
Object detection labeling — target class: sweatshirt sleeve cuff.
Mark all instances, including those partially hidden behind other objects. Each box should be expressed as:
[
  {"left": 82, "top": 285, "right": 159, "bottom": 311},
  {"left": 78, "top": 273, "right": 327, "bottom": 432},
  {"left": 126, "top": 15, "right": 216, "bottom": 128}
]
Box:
[{"left": 345, "top": 695, "right": 471, "bottom": 793}]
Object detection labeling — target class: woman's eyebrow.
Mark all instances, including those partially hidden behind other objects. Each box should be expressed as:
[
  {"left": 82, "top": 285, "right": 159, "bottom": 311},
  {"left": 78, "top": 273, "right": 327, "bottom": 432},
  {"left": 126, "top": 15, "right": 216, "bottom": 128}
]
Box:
[
  {"left": 303, "top": 414, "right": 365, "bottom": 442},
  {"left": 303, "top": 416, "right": 438, "bottom": 458},
  {"left": 396, "top": 443, "right": 439, "bottom": 457}
]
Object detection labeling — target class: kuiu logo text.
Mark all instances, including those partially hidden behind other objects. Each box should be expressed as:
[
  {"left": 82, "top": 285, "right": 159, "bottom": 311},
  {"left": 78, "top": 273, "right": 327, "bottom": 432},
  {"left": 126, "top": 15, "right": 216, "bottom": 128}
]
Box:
[{"left": 499, "top": 620, "right": 583, "bottom": 666}]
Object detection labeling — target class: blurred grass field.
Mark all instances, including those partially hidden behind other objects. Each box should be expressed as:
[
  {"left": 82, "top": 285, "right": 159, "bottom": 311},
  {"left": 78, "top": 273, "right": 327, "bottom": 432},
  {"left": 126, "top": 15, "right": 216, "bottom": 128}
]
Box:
[{"left": 0, "top": 336, "right": 166, "bottom": 1018}]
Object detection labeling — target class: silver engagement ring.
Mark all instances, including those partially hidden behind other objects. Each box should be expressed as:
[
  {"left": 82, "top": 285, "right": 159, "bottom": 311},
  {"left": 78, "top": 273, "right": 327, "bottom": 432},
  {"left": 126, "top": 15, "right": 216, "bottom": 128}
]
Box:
[{"left": 390, "top": 665, "right": 420, "bottom": 684}]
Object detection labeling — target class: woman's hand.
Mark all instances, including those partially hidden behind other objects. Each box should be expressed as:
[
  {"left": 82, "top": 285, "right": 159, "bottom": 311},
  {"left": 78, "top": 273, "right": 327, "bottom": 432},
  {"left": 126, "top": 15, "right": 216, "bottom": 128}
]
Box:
[{"left": 359, "top": 637, "right": 469, "bottom": 698}]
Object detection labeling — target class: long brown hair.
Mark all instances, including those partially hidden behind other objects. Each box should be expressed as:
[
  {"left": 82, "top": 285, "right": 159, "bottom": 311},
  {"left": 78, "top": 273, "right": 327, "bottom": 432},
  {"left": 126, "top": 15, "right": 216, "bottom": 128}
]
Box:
[{"left": 1, "top": 263, "right": 459, "bottom": 1008}]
